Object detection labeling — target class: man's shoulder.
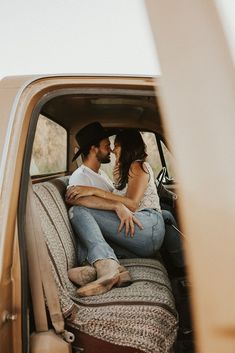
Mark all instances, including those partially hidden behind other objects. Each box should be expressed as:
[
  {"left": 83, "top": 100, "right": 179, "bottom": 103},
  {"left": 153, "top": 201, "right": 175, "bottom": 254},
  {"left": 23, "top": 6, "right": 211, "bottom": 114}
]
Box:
[
  {"left": 69, "top": 165, "right": 91, "bottom": 186},
  {"left": 72, "top": 164, "right": 86, "bottom": 174}
]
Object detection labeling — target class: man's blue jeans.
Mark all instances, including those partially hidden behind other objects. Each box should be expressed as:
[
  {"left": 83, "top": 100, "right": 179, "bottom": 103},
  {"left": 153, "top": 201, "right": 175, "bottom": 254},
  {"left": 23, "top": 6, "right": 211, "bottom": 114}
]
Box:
[
  {"left": 161, "top": 209, "right": 184, "bottom": 268},
  {"left": 69, "top": 206, "right": 165, "bottom": 265}
]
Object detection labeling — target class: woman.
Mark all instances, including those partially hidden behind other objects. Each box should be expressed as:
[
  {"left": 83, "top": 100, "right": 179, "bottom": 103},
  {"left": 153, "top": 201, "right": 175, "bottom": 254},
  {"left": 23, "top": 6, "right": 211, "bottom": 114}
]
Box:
[{"left": 67, "top": 130, "right": 181, "bottom": 296}]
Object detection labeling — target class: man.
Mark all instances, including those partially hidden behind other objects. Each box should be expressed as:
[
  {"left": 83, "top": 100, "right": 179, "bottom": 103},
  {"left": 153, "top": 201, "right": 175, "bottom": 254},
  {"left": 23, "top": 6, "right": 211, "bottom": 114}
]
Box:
[{"left": 66, "top": 122, "right": 142, "bottom": 297}]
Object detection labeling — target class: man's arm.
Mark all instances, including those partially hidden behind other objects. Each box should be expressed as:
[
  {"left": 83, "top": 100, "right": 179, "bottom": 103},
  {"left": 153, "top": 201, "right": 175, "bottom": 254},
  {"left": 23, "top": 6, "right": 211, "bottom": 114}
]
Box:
[
  {"left": 66, "top": 195, "right": 143, "bottom": 236},
  {"left": 66, "top": 194, "right": 118, "bottom": 211}
]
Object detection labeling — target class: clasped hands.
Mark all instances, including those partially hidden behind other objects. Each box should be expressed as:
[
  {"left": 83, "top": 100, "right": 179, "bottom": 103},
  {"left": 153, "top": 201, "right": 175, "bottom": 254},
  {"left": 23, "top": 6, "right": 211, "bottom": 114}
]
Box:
[{"left": 66, "top": 185, "right": 94, "bottom": 202}]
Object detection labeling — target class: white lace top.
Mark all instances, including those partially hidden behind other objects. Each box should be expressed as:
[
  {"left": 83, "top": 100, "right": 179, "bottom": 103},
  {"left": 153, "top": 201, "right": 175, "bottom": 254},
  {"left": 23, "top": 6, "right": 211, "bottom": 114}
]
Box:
[{"left": 113, "top": 161, "right": 161, "bottom": 212}]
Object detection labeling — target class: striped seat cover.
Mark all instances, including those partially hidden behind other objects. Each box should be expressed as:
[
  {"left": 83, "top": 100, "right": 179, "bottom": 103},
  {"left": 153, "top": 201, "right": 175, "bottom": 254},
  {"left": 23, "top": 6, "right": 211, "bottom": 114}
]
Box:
[{"left": 33, "top": 178, "right": 178, "bottom": 353}]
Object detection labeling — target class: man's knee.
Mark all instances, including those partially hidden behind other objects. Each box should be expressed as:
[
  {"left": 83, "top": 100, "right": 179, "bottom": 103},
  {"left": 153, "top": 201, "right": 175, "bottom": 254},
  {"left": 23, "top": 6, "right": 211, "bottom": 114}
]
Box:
[{"left": 69, "top": 205, "right": 89, "bottom": 220}]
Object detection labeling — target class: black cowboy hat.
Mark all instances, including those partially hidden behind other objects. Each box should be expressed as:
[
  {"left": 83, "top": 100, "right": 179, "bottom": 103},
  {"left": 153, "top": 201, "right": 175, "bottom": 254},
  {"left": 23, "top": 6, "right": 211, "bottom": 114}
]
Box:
[{"left": 72, "top": 122, "right": 117, "bottom": 162}]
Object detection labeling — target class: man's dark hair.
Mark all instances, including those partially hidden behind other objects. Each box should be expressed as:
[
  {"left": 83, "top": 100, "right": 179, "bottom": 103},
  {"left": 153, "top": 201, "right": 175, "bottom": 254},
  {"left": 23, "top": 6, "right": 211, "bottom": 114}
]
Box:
[{"left": 81, "top": 138, "right": 101, "bottom": 161}]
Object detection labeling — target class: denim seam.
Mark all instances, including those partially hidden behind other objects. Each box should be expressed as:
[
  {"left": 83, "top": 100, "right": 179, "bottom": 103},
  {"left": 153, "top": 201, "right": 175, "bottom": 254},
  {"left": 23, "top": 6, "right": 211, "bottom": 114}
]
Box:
[{"left": 88, "top": 255, "right": 118, "bottom": 265}]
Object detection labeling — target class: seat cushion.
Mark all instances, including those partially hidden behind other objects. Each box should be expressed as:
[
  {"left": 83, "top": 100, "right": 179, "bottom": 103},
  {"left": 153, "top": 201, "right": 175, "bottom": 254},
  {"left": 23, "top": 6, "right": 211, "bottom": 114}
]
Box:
[
  {"left": 67, "top": 258, "right": 178, "bottom": 353},
  {"left": 33, "top": 178, "right": 178, "bottom": 353}
]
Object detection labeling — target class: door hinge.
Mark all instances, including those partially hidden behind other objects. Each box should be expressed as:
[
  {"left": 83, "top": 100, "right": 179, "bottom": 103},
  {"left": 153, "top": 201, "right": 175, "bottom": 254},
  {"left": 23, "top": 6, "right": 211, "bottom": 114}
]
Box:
[{"left": 2, "top": 311, "right": 17, "bottom": 323}]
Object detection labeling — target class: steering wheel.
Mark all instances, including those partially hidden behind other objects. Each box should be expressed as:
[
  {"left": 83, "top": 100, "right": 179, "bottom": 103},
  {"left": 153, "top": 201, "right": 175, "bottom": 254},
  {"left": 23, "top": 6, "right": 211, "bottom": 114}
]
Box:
[{"left": 156, "top": 167, "right": 167, "bottom": 194}]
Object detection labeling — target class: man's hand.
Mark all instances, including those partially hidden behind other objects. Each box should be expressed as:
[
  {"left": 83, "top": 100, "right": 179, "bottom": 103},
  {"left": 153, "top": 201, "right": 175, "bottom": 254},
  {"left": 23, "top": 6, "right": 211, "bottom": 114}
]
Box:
[
  {"left": 66, "top": 186, "right": 94, "bottom": 202},
  {"left": 115, "top": 203, "right": 143, "bottom": 237}
]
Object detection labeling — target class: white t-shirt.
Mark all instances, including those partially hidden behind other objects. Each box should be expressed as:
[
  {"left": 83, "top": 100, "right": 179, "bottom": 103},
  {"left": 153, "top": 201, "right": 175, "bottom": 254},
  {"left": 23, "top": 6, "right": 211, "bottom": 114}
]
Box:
[{"left": 68, "top": 164, "right": 114, "bottom": 192}]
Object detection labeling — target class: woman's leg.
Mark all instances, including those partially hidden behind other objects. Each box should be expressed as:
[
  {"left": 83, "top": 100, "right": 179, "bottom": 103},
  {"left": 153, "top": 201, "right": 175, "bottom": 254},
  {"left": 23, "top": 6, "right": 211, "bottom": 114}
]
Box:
[{"left": 74, "top": 207, "right": 165, "bottom": 258}]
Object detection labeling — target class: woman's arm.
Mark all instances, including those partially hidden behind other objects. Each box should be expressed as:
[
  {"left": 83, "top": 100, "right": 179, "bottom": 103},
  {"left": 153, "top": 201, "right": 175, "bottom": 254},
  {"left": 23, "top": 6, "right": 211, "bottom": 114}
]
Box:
[{"left": 66, "top": 162, "right": 149, "bottom": 212}]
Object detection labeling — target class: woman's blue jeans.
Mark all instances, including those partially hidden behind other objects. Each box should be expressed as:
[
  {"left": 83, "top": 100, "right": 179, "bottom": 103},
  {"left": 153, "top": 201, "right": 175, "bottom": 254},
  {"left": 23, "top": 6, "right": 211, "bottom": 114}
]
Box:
[{"left": 69, "top": 206, "right": 165, "bottom": 265}]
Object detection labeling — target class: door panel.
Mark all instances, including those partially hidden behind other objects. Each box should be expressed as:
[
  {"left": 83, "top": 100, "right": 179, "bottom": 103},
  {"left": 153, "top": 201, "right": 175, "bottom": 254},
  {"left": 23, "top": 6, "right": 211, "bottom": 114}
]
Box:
[{"left": 145, "top": 1, "right": 235, "bottom": 352}]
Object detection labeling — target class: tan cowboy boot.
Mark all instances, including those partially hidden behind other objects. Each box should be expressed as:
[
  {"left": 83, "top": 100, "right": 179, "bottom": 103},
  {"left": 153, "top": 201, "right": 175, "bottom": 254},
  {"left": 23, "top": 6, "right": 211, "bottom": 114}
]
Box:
[
  {"left": 77, "top": 259, "right": 131, "bottom": 297},
  {"left": 68, "top": 265, "right": 96, "bottom": 287}
]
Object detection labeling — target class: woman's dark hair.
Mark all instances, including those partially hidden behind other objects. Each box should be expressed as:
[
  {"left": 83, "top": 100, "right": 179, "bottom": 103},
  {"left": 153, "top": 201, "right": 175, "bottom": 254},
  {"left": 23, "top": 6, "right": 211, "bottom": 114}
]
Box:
[{"left": 115, "top": 129, "right": 148, "bottom": 190}]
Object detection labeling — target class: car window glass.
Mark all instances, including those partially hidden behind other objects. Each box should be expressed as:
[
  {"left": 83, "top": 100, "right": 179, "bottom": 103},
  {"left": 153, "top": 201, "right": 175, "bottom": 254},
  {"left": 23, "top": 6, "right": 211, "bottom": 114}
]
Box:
[
  {"left": 30, "top": 115, "right": 67, "bottom": 176},
  {"left": 141, "top": 132, "right": 162, "bottom": 178},
  {"left": 161, "top": 142, "right": 176, "bottom": 180}
]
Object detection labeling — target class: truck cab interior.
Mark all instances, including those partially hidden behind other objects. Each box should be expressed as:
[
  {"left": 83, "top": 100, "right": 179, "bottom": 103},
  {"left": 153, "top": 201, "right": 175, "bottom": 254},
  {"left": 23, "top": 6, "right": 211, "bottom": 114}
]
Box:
[{"left": 18, "top": 78, "right": 193, "bottom": 353}]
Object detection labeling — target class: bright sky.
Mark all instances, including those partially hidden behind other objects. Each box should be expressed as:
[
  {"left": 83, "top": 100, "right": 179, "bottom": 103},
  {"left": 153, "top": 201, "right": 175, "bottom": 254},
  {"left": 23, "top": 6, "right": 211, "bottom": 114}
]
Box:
[
  {"left": 0, "top": 0, "right": 234, "bottom": 80},
  {"left": 0, "top": 0, "right": 159, "bottom": 79}
]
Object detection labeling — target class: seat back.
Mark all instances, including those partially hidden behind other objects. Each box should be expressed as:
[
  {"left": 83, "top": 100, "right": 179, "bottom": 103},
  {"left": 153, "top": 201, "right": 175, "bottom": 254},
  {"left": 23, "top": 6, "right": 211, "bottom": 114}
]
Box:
[{"left": 33, "top": 177, "right": 78, "bottom": 316}]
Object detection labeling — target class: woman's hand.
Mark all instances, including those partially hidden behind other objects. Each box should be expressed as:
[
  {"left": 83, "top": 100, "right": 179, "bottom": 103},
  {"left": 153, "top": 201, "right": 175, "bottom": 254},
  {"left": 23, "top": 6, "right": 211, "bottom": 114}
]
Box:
[
  {"left": 115, "top": 203, "right": 143, "bottom": 237},
  {"left": 66, "top": 186, "right": 94, "bottom": 202}
]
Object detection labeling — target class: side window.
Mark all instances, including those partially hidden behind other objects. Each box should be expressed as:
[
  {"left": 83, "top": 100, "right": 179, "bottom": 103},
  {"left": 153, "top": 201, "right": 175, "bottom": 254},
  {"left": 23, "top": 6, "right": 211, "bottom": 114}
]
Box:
[
  {"left": 30, "top": 115, "right": 67, "bottom": 176},
  {"left": 161, "top": 142, "right": 176, "bottom": 180},
  {"left": 141, "top": 132, "right": 162, "bottom": 177},
  {"left": 142, "top": 133, "right": 176, "bottom": 181}
]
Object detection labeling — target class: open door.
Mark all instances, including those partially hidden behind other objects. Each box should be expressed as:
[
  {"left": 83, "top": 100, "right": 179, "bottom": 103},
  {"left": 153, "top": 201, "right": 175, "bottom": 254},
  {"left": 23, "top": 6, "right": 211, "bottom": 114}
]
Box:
[{"left": 145, "top": 1, "right": 235, "bottom": 353}]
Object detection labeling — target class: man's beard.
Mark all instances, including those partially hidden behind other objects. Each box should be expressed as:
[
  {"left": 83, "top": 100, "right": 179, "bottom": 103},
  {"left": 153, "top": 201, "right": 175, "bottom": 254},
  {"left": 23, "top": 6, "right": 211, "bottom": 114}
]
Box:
[{"left": 96, "top": 151, "right": 111, "bottom": 164}]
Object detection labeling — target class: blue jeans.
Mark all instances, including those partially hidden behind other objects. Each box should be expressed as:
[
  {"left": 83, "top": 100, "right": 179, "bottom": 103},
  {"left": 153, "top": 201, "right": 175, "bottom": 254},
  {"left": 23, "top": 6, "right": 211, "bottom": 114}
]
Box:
[
  {"left": 161, "top": 209, "right": 184, "bottom": 268},
  {"left": 69, "top": 206, "right": 165, "bottom": 265}
]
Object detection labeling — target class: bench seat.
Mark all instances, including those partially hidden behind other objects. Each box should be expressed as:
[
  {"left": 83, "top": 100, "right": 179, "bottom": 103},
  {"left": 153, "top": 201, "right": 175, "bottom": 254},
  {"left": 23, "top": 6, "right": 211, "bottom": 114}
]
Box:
[{"left": 32, "top": 178, "right": 178, "bottom": 353}]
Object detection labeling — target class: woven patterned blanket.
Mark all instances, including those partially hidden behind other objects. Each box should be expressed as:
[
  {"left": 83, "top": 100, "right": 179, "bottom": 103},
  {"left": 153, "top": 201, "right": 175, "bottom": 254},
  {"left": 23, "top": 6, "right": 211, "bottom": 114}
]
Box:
[{"left": 33, "top": 180, "right": 178, "bottom": 353}]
